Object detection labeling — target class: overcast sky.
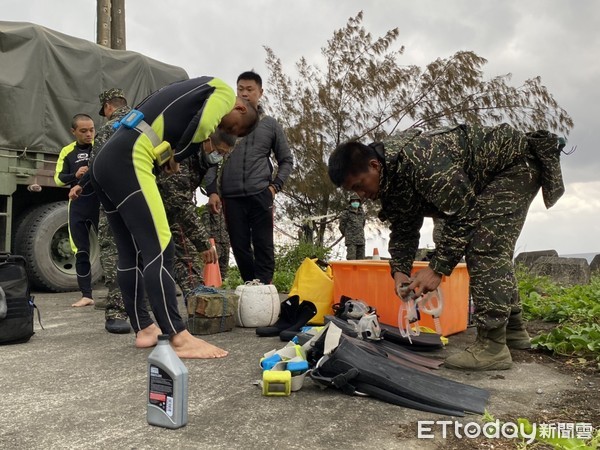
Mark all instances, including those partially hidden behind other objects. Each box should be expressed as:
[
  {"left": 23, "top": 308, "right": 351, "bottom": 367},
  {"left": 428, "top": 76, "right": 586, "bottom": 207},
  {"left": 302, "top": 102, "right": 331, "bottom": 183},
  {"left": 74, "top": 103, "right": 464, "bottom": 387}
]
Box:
[{"left": 4, "top": 0, "right": 599, "bottom": 256}]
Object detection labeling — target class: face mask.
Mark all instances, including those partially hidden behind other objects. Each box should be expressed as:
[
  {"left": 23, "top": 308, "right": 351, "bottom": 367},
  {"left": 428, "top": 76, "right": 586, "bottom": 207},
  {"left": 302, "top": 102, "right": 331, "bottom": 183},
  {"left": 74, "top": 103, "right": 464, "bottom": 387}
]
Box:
[
  {"left": 350, "top": 201, "right": 360, "bottom": 208},
  {"left": 205, "top": 151, "right": 223, "bottom": 165}
]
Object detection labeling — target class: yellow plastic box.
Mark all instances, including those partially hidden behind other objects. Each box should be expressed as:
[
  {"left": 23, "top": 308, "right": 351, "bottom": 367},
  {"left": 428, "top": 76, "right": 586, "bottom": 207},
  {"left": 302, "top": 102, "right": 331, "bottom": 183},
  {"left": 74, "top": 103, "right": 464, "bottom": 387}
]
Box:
[{"left": 330, "top": 260, "right": 470, "bottom": 336}]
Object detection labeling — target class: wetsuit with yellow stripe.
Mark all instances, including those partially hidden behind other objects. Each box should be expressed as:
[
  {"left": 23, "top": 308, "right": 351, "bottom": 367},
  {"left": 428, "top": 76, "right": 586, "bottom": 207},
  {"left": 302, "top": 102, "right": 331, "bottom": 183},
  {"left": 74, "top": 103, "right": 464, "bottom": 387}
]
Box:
[
  {"left": 90, "top": 77, "right": 235, "bottom": 335},
  {"left": 54, "top": 141, "right": 99, "bottom": 299}
]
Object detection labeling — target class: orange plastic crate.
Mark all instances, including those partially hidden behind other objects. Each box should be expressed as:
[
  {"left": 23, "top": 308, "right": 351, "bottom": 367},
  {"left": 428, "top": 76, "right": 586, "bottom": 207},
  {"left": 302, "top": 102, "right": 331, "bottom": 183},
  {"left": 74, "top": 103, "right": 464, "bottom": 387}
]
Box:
[{"left": 330, "top": 260, "right": 470, "bottom": 336}]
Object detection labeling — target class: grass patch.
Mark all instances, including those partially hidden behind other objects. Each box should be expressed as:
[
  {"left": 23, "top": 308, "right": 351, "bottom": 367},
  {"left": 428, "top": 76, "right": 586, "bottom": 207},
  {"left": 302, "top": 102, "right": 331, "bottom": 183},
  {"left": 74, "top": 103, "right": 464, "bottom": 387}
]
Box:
[{"left": 518, "top": 267, "right": 600, "bottom": 362}]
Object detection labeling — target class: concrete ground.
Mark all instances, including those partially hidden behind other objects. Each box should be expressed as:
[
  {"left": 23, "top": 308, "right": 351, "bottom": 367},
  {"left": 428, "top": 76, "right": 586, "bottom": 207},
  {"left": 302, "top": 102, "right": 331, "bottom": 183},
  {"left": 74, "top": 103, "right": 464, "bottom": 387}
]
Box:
[{"left": 0, "top": 289, "right": 586, "bottom": 449}]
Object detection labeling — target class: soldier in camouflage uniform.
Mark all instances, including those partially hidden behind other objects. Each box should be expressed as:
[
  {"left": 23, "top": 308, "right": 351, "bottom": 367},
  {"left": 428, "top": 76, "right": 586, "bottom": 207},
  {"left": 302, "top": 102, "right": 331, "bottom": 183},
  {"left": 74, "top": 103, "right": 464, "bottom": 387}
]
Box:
[
  {"left": 156, "top": 153, "right": 207, "bottom": 298},
  {"left": 339, "top": 194, "right": 366, "bottom": 260},
  {"left": 201, "top": 206, "right": 231, "bottom": 279},
  {"left": 328, "top": 123, "right": 565, "bottom": 371},
  {"left": 70, "top": 88, "right": 132, "bottom": 334},
  {"left": 156, "top": 131, "right": 235, "bottom": 298}
]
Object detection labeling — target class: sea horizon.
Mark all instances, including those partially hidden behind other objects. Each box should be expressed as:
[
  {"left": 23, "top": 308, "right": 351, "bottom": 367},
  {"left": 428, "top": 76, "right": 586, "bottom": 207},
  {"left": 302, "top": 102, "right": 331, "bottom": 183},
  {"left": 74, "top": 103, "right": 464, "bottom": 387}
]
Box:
[{"left": 559, "top": 252, "right": 600, "bottom": 263}]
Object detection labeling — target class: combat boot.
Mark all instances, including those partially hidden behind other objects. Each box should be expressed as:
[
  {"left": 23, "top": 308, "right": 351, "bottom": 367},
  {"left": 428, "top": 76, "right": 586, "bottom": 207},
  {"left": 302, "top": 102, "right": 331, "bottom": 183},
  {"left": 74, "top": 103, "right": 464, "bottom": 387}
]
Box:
[
  {"left": 445, "top": 326, "right": 512, "bottom": 371},
  {"left": 105, "top": 315, "right": 132, "bottom": 334},
  {"left": 506, "top": 310, "right": 532, "bottom": 349},
  {"left": 94, "top": 299, "right": 107, "bottom": 310}
]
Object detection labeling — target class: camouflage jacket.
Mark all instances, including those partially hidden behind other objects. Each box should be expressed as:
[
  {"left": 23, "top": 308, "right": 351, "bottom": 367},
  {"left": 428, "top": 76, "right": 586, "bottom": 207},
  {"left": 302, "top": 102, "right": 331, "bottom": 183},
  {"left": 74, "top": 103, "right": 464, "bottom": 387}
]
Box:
[
  {"left": 156, "top": 153, "right": 212, "bottom": 252},
  {"left": 79, "top": 106, "right": 131, "bottom": 189},
  {"left": 339, "top": 206, "right": 366, "bottom": 245},
  {"left": 94, "top": 106, "right": 131, "bottom": 152},
  {"left": 378, "top": 123, "right": 536, "bottom": 277}
]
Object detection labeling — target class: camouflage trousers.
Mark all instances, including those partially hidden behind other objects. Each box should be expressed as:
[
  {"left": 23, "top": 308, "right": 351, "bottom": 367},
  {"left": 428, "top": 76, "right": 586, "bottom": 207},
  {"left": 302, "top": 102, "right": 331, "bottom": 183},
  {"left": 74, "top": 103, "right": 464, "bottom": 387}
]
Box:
[
  {"left": 171, "top": 223, "right": 204, "bottom": 299},
  {"left": 215, "top": 240, "right": 230, "bottom": 279},
  {"left": 345, "top": 243, "right": 365, "bottom": 260},
  {"left": 98, "top": 208, "right": 127, "bottom": 321},
  {"left": 465, "top": 157, "right": 541, "bottom": 330}
]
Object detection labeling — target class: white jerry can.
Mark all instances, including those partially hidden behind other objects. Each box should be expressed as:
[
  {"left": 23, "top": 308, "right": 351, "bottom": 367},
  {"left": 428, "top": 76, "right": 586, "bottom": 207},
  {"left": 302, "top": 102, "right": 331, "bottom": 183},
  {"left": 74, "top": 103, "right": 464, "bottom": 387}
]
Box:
[{"left": 235, "top": 281, "right": 280, "bottom": 327}]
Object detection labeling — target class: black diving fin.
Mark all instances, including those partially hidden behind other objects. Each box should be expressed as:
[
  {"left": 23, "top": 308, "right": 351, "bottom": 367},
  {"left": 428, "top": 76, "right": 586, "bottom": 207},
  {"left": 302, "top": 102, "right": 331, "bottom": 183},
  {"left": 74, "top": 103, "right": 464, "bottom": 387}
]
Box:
[
  {"left": 310, "top": 334, "right": 489, "bottom": 416},
  {"left": 346, "top": 336, "right": 436, "bottom": 373},
  {"left": 379, "top": 322, "right": 444, "bottom": 351},
  {"left": 323, "top": 315, "right": 444, "bottom": 370},
  {"left": 326, "top": 315, "right": 444, "bottom": 351}
]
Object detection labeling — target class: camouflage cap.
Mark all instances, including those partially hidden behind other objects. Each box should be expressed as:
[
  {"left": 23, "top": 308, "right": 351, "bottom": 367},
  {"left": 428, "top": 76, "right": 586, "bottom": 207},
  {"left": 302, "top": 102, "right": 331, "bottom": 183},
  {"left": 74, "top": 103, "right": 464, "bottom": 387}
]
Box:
[
  {"left": 98, "top": 88, "right": 126, "bottom": 116},
  {"left": 349, "top": 193, "right": 361, "bottom": 202}
]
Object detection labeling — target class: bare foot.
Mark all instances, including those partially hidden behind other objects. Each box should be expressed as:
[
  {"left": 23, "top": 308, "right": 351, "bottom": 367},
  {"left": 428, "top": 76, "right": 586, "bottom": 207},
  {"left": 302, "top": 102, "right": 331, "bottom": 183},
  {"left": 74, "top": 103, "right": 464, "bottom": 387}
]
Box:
[
  {"left": 135, "top": 323, "right": 162, "bottom": 348},
  {"left": 171, "top": 330, "right": 228, "bottom": 359},
  {"left": 72, "top": 297, "right": 94, "bottom": 307}
]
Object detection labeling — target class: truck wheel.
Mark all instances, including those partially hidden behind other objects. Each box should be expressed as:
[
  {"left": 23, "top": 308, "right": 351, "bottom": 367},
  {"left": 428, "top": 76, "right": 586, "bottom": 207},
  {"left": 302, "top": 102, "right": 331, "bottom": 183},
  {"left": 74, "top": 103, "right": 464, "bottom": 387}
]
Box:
[{"left": 13, "top": 201, "right": 103, "bottom": 292}]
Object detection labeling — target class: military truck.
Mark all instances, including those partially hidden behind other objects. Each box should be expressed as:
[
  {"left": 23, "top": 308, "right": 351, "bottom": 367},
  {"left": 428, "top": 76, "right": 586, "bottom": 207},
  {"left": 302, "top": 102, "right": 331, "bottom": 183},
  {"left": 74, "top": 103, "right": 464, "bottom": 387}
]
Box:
[{"left": 0, "top": 21, "right": 188, "bottom": 291}]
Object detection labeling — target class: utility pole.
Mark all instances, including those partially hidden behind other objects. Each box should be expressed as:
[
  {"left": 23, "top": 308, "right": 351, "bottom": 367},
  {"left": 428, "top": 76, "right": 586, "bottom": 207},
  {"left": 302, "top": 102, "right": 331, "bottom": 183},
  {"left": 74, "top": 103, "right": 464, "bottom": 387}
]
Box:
[
  {"left": 111, "top": 0, "right": 126, "bottom": 50},
  {"left": 96, "top": 0, "right": 111, "bottom": 47},
  {"left": 96, "top": 0, "right": 126, "bottom": 50}
]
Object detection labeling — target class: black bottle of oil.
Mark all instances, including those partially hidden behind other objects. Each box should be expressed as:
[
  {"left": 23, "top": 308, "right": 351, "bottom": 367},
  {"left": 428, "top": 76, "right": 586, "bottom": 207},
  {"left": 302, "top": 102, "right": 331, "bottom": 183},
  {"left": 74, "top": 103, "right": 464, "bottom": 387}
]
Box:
[{"left": 147, "top": 334, "right": 188, "bottom": 429}]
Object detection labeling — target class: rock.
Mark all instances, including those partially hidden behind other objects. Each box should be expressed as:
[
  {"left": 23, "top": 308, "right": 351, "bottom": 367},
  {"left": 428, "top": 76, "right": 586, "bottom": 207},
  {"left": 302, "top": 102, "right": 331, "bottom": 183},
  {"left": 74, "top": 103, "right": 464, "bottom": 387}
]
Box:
[
  {"left": 531, "top": 256, "right": 591, "bottom": 286},
  {"left": 514, "top": 250, "right": 559, "bottom": 269},
  {"left": 589, "top": 254, "right": 600, "bottom": 273}
]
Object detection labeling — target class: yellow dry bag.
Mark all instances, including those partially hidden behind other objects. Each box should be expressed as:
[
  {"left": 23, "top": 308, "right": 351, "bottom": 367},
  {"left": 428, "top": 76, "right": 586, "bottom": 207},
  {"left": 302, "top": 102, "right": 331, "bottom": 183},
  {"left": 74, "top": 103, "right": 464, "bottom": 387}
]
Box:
[{"left": 288, "top": 258, "right": 333, "bottom": 325}]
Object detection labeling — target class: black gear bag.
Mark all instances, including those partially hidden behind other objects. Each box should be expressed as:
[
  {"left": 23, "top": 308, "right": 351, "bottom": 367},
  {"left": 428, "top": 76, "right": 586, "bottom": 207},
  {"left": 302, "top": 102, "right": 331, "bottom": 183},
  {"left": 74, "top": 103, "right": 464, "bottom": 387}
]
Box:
[{"left": 0, "top": 253, "right": 40, "bottom": 344}]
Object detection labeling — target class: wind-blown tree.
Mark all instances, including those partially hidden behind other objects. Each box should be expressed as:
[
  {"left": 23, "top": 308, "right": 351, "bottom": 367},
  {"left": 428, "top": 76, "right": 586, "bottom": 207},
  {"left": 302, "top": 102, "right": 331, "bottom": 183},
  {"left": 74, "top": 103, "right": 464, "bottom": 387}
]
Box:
[{"left": 265, "top": 11, "right": 573, "bottom": 247}]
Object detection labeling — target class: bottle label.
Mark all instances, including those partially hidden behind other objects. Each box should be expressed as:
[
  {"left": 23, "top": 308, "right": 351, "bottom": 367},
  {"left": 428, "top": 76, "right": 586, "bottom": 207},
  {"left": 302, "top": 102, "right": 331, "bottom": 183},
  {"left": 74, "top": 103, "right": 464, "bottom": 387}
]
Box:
[{"left": 149, "top": 365, "right": 175, "bottom": 417}]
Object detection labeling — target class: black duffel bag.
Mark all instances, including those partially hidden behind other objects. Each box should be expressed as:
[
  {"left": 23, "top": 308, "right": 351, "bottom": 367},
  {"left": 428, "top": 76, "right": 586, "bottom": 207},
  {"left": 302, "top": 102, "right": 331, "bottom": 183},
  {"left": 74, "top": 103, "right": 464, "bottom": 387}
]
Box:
[{"left": 0, "top": 253, "right": 40, "bottom": 344}]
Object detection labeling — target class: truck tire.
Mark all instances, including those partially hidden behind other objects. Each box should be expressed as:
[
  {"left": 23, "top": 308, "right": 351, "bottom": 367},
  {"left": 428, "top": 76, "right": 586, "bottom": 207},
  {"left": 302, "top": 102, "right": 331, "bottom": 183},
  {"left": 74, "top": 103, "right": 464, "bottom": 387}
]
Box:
[{"left": 13, "top": 201, "right": 102, "bottom": 292}]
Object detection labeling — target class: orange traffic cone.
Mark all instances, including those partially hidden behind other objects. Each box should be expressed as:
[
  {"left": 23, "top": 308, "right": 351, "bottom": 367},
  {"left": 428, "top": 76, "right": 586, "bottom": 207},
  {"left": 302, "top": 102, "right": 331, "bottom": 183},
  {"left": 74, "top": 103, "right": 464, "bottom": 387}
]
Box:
[
  {"left": 203, "top": 238, "right": 222, "bottom": 287},
  {"left": 372, "top": 248, "right": 381, "bottom": 260}
]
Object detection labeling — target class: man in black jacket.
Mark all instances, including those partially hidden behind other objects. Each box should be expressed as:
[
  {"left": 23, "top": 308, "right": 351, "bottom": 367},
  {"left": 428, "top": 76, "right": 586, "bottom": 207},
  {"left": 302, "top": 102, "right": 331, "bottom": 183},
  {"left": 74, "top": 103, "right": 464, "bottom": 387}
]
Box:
[{"left": 206, "top": 71, "right": 293, "bottom": 284}]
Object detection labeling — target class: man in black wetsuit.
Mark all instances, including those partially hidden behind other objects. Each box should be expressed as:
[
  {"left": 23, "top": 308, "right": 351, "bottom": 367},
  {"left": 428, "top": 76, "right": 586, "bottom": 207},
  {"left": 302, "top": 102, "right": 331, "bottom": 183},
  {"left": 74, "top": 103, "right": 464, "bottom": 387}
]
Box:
[
  {"left": 90, "top": 76, "right": 258, "bottom": 359},
  {"left": 54, "top": 113, "right": 98, "bottom": 307},
  {"left": 70, "top": 89, "right": 133, "bottom": 334}
]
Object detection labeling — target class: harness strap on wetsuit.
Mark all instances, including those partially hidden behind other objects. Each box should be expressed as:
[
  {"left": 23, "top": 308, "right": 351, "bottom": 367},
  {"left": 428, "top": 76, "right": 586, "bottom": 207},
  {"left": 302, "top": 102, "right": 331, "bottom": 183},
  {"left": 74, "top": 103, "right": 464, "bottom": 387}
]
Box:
[
  {"left": 134, "top": 119, "right": 161, "bottom": 147},
  {"left": 116, "top": 109, "right": 172, "bottom": 165}
]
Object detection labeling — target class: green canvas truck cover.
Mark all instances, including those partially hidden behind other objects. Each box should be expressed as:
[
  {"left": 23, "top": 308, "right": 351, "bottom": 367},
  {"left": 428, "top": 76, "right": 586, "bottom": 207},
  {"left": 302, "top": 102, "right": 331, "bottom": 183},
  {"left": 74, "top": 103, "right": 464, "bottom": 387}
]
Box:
[{"left": 0, "top": 21, "right": 189, "bottom": 155}]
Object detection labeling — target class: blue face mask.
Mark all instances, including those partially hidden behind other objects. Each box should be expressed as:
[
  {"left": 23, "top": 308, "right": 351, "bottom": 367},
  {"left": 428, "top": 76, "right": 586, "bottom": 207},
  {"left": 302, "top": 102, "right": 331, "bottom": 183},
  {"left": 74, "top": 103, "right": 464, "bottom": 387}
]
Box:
[
  {"left": 205, "top": 151, "right": 223, "bottom": 165},
  {"left": 203, "top": 138, "right": 225, "bottom": 165},
  {"left": 350, "top": 201, "right": 360, "bottom": 208}
]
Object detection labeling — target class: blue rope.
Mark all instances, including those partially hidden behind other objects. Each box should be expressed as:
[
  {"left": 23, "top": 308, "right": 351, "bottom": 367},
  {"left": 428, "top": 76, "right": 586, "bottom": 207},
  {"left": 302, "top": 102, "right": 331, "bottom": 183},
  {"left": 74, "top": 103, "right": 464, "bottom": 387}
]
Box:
[{"left": 220, "top": 296, "right": 228, "bottom": 332}]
